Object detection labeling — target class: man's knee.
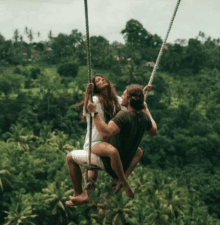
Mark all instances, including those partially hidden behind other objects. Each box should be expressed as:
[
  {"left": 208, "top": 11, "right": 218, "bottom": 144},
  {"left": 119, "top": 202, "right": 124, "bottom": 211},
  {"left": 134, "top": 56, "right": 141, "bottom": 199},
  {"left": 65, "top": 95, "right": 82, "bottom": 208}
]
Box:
[{"left": 137, "top": 148, "right": 143, "bottom": 159}]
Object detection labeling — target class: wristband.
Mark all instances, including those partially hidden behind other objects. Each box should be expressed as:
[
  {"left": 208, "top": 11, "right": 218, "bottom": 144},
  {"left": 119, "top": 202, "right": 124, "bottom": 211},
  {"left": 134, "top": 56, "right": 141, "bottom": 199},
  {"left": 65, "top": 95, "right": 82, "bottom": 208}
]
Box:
[
  {"left": 94, "top": 112, "right": 98, "bottom": 118},
  {"left": 91, "top": 112, "right": 98, "bottom": 118}
]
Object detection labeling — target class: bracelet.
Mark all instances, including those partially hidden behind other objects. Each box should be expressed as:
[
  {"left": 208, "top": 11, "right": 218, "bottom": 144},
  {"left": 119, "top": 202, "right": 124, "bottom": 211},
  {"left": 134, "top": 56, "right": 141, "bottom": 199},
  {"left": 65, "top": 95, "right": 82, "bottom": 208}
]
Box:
[{"left": 94, "top": 112, "right": 98, "bottom": 118}]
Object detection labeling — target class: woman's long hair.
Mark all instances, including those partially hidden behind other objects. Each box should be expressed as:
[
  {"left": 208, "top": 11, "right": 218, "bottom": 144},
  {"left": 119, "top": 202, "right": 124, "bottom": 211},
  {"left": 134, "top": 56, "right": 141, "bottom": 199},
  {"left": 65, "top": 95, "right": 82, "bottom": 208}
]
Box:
[{"left": 74, "top": 74, "right": 121, "bottom": 123}]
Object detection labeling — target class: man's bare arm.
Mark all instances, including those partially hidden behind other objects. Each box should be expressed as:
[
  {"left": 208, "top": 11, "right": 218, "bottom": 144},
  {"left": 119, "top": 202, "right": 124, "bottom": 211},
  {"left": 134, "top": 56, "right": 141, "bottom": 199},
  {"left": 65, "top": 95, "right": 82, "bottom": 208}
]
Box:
[
  {"left": 93, "top": 115, "right": 120, "bottom": 139},
  {"left": 144, "top": 103, "right": 157, "bottom": 136},
  {"left": 87, "top": 100, "right": 120, "bottom": 139}
]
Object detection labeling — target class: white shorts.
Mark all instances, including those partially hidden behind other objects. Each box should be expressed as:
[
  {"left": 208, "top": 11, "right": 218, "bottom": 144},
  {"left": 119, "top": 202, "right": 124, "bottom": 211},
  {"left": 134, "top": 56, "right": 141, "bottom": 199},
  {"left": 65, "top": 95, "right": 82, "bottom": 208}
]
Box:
[{"left": 68, "top": 150, "right": 105, "bottom": 170}]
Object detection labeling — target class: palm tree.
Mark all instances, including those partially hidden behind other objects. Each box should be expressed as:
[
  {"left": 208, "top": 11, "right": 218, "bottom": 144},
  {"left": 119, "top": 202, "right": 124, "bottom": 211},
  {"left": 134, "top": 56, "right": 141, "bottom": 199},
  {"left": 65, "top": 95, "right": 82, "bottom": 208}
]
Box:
[
  {"left": 4, "top": 124, "right": 35, "bottom": 151},
  {"left": 187, "top": 191, "right": 209, "bottom": 224},
  {"left": 19, "top": 35, "right": 24, "bottom": 56},
  {"left": 0, "top": 170, "right": 12, "bottom": 191},
  {"left": 151, "top": 172, "right": 170, "bottom": 192},
  {"left": 197, "top": 211, "right": 220, "bottom": 225},
  {"left": 48, "top": 30, "right": 53, "bottom": 41},
  {"left": 92, "top": 191, "right": 133, "bottom": 225},
  {"left": 197, "top": 31, "right": 206, "bottom": 44},
  {"left": 42, "top": 181, "right": 73, "bottom": 224},
  {"left": 24, "top": 26, "right": 29, "bottom": 36},
  {"left": 19, "top": 35, "right": 23, "bottom": 43},
  {"left": 162, "top": 186, "right": 188, "bottom": 220},
  {"left": 13, "top": 29, "right": 19, "bottom": 43},
  {"left": 128, "top": 166, "right": 152, "bottom": 194},
  {"left": 120, "top": 63, "right": 137, "bottom": 85},
  {"left": 144, "top": 199, "right": 170, "bottom": 225},
  {"left": 28, "top": 29, "right": 33, "bottom": 44},
  {"left": 5, "top": 124, "right": 26, "bottom": 148},
  {"left": 49, "top": 131, "right": 70, "bottom": 152},
  {"left": 126, "top": 197, "right": 150, "bottom": 225},
  {"left": 4, "top": 202, "right": 37, "bottom": 225},
  {"left": 39, "top": 125, "right": 53, "bottom": 144},
  {"left": 70, "top": 138, "right": 85, "bottom": 151}
]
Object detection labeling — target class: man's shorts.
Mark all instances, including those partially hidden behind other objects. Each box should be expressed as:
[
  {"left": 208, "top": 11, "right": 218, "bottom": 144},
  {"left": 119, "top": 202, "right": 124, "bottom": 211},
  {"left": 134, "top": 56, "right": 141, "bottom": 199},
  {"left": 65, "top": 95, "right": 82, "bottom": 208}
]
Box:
[{"left": 68, "top": 150, "right": 105, "bottom": 170}]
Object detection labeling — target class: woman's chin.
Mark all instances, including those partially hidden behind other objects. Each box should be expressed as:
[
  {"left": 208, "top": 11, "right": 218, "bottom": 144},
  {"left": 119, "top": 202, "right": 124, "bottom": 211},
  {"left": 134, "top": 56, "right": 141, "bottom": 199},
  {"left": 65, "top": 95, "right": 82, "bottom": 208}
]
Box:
[{"left": 101, "top": 84, "right": 109, "bottom": 89}]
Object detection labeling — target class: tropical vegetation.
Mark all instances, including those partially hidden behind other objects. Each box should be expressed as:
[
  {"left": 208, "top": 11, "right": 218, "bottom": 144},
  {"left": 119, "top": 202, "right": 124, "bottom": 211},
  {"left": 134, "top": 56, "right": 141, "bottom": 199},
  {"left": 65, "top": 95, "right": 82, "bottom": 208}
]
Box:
[{"left": 0, "top": 19, "right": 220, "bottom": 224}]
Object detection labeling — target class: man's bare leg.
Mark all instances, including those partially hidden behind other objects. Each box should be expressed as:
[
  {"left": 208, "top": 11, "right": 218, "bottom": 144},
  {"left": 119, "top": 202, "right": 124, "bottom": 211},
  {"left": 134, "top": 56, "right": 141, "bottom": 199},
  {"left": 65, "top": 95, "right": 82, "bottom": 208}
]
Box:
[
  {"left": 66, "top": 154, "right": 90, "bottom": 206},
  {"left": 114, "top": 148, "right": 143, "bottom": 194},
  {"left": 91, "top": 142, "right": 134, "bottom": 198}
]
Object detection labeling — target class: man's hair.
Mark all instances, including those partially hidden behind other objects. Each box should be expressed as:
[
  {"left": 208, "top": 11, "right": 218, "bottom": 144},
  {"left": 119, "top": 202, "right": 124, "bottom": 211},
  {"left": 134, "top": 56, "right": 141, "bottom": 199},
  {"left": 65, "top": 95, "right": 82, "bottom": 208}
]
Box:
[{"left": 126, "top": 84, "right": 144, "bottom": 110}]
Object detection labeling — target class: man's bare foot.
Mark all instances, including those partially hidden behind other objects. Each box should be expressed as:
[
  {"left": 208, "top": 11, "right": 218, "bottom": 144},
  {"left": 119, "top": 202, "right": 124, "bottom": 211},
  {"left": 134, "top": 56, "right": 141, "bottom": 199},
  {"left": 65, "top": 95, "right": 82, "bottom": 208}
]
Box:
[
  {"left": 118, "top": 181, "right": 134, "bottom": 198},
  {"left": 114, "top": 182, "right": 123, "bottom": 195},
  {"left": 124, "top": 184, "right": 134, "bottom": 198},
  {"left": 69, "top": 190, "right": 91, "bottom": 206}
]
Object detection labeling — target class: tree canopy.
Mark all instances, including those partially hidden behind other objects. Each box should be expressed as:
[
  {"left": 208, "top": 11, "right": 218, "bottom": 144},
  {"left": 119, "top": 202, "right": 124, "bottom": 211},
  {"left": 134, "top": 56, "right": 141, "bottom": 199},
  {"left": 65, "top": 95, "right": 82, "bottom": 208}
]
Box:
[{"left": 1, "top": 20, "right": 220, "bottom": 224}]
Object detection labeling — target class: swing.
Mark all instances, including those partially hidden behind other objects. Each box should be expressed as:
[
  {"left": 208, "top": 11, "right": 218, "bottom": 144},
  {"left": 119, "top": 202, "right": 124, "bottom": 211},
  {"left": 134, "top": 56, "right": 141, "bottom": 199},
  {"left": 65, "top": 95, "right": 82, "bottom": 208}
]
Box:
[{"left": 81, "top": 0, "right": 182, "bottom": 192}]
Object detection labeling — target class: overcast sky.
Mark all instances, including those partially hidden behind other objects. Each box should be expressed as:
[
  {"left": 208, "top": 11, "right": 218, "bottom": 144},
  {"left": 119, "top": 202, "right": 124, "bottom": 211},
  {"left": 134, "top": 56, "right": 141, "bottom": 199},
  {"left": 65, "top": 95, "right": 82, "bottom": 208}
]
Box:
[{"left": 1, "top": 0, "right": 220, "bottom": 44}]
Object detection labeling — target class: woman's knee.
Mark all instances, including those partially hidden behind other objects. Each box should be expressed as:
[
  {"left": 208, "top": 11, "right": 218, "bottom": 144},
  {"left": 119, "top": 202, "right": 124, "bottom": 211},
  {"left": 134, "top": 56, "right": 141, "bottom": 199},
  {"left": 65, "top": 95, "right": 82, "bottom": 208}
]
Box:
[
  {"left": 109, "top": 147, "right": 119, "bottom": 157},
  {"left": 66, "top": 153, "right": 74, "bottom": 164},
  {"left": 92, "top": 142, "right": 118, "bottom": 157}
]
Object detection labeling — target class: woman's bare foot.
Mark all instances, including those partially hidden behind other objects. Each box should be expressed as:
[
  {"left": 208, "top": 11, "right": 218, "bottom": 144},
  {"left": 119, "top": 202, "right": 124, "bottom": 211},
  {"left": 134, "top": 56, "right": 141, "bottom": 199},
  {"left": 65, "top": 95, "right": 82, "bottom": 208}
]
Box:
[
  {"left": 66, "top": 193, "right": 78, "bottom": 207},
  {"left": 118, "top": 181, "right": 134, "bottom": 198},
  {"left": 66, "top": 199, "right": 75, "bottom": 207},
  {"left": 69, "top": 190, "right": 91, "bottom": 206}
]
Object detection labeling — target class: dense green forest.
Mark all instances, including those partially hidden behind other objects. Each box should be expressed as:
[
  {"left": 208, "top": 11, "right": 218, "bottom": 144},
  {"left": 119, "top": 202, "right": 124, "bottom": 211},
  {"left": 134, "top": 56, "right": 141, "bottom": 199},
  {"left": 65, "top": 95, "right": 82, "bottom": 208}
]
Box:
[{"left": 1, "top": 19, "right": 220, "bottom": 224}]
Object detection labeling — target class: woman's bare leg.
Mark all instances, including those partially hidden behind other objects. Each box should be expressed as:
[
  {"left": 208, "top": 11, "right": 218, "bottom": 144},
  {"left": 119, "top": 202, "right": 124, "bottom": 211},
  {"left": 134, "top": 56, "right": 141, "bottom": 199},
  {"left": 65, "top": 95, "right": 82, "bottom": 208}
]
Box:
[{"left": 66, "top": 154, "right": 89, "bottom": 206}]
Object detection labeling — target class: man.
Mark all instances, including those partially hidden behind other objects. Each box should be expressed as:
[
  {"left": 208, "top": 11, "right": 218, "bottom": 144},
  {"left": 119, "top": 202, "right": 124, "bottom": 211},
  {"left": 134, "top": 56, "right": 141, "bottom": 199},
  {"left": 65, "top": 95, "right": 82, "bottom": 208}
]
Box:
[{"left": 66, "top": 84, "right": 157, "bottom": 206}]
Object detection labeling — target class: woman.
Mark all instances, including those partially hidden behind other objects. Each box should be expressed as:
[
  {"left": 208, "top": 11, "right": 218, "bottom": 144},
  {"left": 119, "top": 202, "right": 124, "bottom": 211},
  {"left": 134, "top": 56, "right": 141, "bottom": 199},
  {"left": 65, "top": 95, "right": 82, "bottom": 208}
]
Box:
[
  {"left": 66, "top": 74, "right": 134, "bottom": 205},
  {"left": 83, "top": 74, "right": 122, "bottom": 152}
]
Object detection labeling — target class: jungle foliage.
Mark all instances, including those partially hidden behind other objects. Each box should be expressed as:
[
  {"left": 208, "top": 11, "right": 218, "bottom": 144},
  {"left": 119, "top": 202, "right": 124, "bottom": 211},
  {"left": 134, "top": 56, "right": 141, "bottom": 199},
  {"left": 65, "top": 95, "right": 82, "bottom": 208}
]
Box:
[{"left": 0, "top": 20, "right": 220, "bottom": 224}]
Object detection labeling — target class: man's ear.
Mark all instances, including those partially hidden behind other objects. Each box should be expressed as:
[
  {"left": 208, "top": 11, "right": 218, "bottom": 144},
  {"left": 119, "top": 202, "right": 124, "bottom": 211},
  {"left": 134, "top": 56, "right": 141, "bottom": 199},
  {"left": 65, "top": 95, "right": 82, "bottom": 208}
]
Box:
[{"left": 127, "top": 96, "right": 131, "bottom": 103}]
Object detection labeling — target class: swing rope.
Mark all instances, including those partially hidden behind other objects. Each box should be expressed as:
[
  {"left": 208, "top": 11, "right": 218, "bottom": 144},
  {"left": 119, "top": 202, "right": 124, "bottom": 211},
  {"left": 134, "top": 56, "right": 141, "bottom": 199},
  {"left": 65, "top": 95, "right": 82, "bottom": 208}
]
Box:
[
  {"left": 84, "top": 0, "right": 93, "bottom": 187},
  {"left": 83, "top": 0, "right": 181, "bottom": 188},
  {"left": 145, "top": 0, "right": 181, "bottom": 96}
]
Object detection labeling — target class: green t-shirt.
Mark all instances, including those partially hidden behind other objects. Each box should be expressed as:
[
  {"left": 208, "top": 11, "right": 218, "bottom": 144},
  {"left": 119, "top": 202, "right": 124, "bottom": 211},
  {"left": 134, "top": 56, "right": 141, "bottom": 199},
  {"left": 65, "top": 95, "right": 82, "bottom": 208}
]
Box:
[{"left": 101, "top": 110, "right": 152, "bottom": 178}]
